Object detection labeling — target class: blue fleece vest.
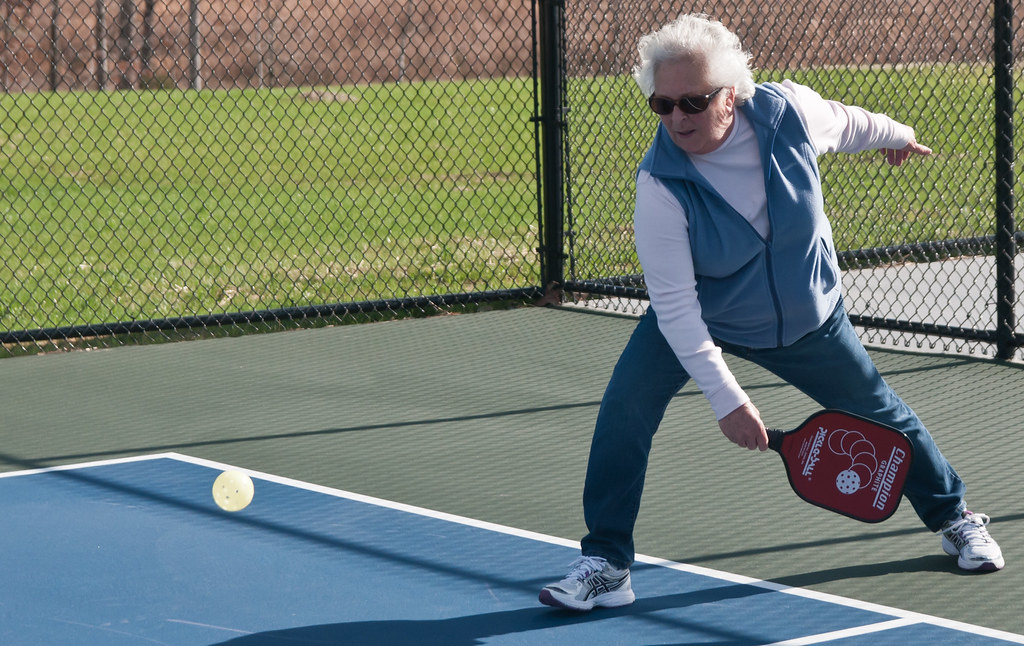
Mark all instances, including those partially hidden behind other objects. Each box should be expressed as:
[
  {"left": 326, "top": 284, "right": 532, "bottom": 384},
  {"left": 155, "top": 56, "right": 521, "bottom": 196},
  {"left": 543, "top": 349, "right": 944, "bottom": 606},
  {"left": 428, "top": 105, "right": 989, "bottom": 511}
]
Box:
[{"left": 637, "top": 83, "right": 841, "bottom": 348}]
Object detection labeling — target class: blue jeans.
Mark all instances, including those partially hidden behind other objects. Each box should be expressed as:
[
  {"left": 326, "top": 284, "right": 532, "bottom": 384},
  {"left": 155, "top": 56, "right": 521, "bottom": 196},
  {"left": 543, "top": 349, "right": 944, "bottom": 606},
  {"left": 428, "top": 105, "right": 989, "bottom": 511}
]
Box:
[{"left": 581, "top": 301, "right": 966, "bottom": 569}]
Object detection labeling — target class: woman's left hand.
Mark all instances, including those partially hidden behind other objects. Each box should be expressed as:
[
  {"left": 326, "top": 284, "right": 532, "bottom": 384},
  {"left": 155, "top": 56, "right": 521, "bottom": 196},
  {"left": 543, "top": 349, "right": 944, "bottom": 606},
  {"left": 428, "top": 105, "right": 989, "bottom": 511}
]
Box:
[{"left": 882, "top": 139, "right": 932, "bottom": 166}]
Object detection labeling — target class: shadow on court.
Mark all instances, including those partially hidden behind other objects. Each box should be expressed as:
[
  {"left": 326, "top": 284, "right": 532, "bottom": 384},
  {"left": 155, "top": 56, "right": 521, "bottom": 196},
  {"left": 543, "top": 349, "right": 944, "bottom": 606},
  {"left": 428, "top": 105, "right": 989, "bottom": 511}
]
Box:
[
  {"left": 770, "top": 555, "right": 960, "bottom": 586},
  {"left": 214, "top": 584, "right": 777, "bottom": 646}
]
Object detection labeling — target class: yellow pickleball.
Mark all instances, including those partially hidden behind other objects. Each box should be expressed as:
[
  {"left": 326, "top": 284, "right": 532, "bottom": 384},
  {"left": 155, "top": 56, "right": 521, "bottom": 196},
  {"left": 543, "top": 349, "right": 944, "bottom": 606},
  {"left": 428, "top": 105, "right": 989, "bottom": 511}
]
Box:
[{"left": 212, "top": 470, "right": 254, "bottom": 512}]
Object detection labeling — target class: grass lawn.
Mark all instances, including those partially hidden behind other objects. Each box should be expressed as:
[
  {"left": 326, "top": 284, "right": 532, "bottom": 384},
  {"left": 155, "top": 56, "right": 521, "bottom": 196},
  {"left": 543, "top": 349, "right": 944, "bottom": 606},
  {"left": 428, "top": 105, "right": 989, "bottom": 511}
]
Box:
[{"left": 0, "top": 77, "right": 540, "bottom": 332}]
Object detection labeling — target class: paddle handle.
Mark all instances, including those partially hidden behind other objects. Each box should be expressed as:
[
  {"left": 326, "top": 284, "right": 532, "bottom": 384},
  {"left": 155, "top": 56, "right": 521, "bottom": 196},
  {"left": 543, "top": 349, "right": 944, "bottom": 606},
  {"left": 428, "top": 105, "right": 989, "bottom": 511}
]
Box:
[{"left": 765, "top": 428, "right": 785, "bottom": 452}]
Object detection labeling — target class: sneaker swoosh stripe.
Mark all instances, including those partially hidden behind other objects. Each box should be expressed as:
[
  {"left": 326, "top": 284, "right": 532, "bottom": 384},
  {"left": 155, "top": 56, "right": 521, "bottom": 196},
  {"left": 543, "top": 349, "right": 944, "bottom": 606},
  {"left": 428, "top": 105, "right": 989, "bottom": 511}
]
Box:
[{"left": 584, "top": 575, "right": 627, "bottom": 599}]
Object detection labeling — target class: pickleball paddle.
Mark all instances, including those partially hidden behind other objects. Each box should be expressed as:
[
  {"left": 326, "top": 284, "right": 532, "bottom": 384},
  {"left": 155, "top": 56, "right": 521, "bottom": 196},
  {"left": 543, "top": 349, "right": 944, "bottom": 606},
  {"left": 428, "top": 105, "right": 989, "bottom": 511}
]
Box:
[{"left": 767, "top": 409, "right": 914, "bottom": 523}]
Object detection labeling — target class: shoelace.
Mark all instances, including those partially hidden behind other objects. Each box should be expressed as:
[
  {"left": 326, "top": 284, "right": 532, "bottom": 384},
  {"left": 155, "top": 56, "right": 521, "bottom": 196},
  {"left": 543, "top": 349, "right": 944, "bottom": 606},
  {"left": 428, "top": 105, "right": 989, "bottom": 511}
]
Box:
[
  {"left": 941, "top": 512, "right": 993, "bottom": 544},
  {"left": 565, "top": 555, "right": 608, "bottom": 581}
]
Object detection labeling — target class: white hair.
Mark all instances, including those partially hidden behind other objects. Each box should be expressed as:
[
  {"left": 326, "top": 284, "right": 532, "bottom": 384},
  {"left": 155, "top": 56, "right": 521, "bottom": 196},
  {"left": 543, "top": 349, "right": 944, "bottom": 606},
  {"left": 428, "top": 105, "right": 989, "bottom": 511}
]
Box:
[{"left": 632, "top": 14, "right": 756, "bottom": 104}]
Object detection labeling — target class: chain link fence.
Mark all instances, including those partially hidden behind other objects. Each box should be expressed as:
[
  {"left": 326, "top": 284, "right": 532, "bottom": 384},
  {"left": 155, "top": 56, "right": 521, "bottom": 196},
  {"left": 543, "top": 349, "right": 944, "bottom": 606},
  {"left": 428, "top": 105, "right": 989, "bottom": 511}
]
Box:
[
  {"left": 1, "top": 0, "right": 1022, "bottom": 361},
  {"left": 1, "top": 0, "right": 541, "bottom": 354}
]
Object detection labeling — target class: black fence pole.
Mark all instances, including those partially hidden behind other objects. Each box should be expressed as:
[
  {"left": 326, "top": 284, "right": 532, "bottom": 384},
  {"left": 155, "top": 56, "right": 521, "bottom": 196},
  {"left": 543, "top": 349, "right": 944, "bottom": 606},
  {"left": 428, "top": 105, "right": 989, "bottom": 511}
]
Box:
[
  {"left": 993, "top": 0, "right": 1016, "bottom": 360},
  {"left": 536, "top": 0, "right": 566, "bottom": 292}
]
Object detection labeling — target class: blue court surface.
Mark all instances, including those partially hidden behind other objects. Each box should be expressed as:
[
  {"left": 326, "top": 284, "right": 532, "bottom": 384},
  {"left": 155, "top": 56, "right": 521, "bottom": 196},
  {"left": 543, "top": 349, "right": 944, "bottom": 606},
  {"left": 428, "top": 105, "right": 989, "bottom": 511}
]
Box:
[{"left": 2, "top": 454, "right": 1021, "bottom": 645}]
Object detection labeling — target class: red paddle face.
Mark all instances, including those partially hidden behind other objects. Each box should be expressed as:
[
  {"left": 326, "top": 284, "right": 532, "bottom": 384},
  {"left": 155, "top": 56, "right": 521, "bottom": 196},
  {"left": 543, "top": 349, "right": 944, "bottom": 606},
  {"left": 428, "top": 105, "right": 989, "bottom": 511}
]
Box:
[{"left": 769, "top": 410, "right": 914, "bottom": 523}]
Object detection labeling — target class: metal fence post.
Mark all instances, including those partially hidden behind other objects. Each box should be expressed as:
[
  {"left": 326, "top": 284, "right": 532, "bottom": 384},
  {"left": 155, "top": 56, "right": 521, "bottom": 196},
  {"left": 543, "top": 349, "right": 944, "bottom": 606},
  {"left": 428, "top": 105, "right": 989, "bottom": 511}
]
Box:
[
  {"left": 188, "top": 0, "right": 202, "bottom": 90},
  {"left": 993, "top": 0, "right": 1016, "bottom": 360},
  {"left": 536, "top": 0, "right": 566, "bottom": 292}
]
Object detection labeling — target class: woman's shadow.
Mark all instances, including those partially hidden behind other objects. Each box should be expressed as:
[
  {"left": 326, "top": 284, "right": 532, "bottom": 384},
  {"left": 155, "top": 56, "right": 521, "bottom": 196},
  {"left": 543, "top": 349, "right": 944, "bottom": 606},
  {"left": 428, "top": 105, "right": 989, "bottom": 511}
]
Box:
[{"left": 214, "top": 582, "right": 775, "bottom": 645}]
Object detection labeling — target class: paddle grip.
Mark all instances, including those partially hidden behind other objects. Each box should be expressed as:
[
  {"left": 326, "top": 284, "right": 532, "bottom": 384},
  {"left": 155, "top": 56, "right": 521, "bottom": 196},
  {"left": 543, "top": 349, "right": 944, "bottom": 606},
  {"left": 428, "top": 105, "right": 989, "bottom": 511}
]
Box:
[{"left": 765, "top": 428, "right": 784, "bottom": 453}]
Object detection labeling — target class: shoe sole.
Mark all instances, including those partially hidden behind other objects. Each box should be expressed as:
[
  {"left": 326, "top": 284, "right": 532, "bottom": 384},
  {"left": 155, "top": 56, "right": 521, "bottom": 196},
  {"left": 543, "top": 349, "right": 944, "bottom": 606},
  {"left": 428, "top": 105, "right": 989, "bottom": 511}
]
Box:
[
  {"left": 538, "top": 587, "right": 635, "bottom": 611},
  {"left": 957, "top": 556, "right": 1005, "bottom": 572},
  {"left": 942, "top": 540, "right": 1004, "bottom": 572}
]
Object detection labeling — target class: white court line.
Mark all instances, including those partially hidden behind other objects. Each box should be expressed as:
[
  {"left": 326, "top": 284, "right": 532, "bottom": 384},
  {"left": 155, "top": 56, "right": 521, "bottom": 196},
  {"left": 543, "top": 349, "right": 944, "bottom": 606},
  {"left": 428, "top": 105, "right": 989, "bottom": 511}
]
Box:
[
  {"left": 165, "top": 619, "right": 253, "bottom": 636},
  {"left": 761, "top": 618, "right": 918, "bottom": 645},
  {"left": 8, "top": 452, "right": 1024, "bottom": 645},
  {"left": 0, "top": 452, "right": 185, "bottom": 479}
]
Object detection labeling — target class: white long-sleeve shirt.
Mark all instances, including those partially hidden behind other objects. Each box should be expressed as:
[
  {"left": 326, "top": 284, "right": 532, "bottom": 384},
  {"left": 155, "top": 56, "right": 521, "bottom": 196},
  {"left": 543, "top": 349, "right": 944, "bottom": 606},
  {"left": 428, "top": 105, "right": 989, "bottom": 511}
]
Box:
[{"left": 633, "top": 80, "right": 916, "bottom": 419}]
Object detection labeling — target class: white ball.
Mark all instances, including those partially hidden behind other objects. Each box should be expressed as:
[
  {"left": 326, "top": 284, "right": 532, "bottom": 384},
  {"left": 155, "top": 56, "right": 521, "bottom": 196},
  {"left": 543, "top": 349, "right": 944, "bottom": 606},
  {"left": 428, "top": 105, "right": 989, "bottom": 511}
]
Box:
[{"left": 212, "top": 470, "right": 255, "bottom": 511}]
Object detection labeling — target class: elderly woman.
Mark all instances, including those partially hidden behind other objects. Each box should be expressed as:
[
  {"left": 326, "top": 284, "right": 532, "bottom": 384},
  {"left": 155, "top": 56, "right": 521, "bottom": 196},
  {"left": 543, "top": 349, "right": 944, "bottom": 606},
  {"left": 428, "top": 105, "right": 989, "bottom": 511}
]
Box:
[{"left": 540, "top": 13, "right": 1003, "bottom": 612}]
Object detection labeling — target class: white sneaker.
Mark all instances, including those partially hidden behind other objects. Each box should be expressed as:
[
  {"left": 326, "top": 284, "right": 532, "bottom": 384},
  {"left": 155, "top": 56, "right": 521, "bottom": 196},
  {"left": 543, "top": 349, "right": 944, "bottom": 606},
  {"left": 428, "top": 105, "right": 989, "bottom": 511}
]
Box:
[
  {"left": 940, "top": 511, "right": 1005, "bottom": 572},
  {"left": 539, "top": 555, "right": 635, "bottom": 611}
]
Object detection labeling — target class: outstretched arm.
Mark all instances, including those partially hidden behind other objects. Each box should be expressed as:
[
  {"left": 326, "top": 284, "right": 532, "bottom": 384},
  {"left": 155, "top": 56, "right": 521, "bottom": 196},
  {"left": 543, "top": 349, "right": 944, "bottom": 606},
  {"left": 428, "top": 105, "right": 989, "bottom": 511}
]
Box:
[{"left": 771, "top": 81, "right": 926, "bottom": 159}]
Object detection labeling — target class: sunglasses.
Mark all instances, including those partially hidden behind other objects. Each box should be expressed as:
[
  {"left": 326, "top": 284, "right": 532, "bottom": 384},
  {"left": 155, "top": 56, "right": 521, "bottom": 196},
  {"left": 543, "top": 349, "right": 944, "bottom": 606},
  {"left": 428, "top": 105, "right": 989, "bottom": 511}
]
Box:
[{"left": 648, "top": 87, "right": 724, "bottom": 115}]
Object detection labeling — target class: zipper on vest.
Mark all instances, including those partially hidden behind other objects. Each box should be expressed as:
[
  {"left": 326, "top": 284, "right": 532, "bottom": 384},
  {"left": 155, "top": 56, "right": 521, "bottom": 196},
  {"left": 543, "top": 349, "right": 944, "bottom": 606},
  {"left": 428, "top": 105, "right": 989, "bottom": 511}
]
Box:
[{"left": 764, "top": 248, "right": 785, "bottom": 347}]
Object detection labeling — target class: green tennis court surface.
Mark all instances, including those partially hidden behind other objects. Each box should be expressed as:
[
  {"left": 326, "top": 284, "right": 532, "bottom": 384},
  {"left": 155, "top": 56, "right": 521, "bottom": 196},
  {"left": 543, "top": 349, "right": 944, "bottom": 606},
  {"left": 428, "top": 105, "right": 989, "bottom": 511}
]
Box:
[{"left": 1, "top": 307, "right": 1021, "bottom": 641}]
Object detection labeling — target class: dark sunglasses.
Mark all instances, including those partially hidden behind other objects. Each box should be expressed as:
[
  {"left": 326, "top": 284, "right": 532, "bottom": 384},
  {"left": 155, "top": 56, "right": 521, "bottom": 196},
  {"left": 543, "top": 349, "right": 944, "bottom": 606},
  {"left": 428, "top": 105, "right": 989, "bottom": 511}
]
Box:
[{"left": 647, "top": 87, "right": 724, "bottom": 115}]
